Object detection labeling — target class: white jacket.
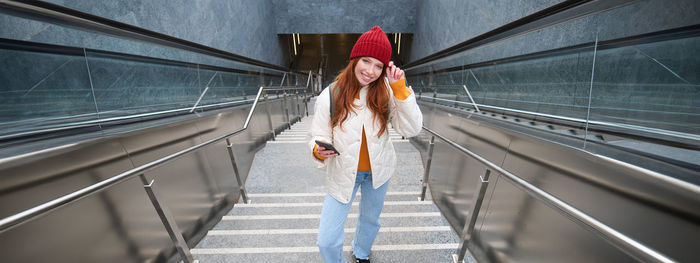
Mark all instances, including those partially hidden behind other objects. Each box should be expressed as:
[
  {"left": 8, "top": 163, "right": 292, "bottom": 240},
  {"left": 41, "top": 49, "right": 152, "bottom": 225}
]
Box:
[{"left": 308, "top": 79, "right": 423, "bottom": 203}]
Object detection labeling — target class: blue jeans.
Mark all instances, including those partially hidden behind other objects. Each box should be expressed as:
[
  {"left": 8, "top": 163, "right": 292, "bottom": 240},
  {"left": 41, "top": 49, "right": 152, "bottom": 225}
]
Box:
[{"left": 317, "top": 171, "right": 389, "bottom": 263}]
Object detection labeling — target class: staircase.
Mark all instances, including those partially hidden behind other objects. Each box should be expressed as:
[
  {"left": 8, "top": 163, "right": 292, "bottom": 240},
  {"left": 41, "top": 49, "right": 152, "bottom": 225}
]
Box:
[{"left": 192, "top": 116, "right": 462, "bottom": 262}]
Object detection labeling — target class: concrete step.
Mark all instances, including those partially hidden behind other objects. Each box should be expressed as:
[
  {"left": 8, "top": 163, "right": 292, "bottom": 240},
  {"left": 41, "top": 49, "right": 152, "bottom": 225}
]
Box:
[
  {"left": 212, "top": 212, "right": 448, "bottom": 230},
  {"left": 191, "top": 113, "right": 470, "bottom": 262},
  {"left": 232, "top": 200, "right": 432, "bottom": 208},
  {"left": 228, "top": 200, "right": 439, "bottom": 215},
  {"left": 279, "top": 132, "right": 309, "bottom": 135},
  {"left": 246, "top": 191, "right": 424, "bottom": 203},
  {"left": 197, "top": 227, "right": 458, "bottom": 248},
  {"left": 275, "top": 134, "right": 308, "bottom": 137},
  {"left": 273, "top": 136, "right": 308, "bottom": 141},
  {"left": 192, "top": 244, "right": 459, "bottom": 263}
]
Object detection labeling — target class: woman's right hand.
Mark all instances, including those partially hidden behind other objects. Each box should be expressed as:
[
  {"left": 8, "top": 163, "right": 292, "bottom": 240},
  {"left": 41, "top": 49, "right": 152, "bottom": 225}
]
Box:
[{"left": 316, "top": 145, "right": 339, "bottom": 158}]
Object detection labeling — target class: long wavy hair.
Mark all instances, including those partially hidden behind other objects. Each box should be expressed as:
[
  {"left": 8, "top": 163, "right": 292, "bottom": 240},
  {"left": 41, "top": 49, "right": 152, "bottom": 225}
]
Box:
[{"left": 331, "top": 58, "right": 390, "bottom": 137}]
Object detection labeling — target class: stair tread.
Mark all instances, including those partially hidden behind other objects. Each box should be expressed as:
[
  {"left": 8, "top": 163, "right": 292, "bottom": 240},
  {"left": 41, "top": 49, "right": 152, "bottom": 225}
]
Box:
[{"left": 193, "top": 114, "right": 458, "bottom": 262}]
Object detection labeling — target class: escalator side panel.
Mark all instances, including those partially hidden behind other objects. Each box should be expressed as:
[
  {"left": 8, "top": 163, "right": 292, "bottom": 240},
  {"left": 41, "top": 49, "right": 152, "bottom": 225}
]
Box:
[
  {"left": 0, "top": 96, "right": 300, "bottom": 262},
  {"left": 416, "top": 102, "right": 700, "bottom": 263}
]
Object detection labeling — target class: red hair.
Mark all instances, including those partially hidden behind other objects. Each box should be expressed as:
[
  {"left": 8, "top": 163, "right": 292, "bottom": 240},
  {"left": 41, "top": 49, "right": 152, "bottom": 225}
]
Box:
[{"left": 331, "top": 58, "right": 390, "bottom": 137}]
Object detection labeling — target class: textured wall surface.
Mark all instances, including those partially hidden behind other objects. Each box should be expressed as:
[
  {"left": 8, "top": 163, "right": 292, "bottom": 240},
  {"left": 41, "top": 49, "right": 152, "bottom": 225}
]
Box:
[
  {"left": 409, "top": 0, "right": 700, "bottom": 64},
  {"left": 272, "top": 0, "right": 418, "bottom": 34},
  {"left": 0, "top": 0, "right": 287, "bottom": 67},
  {"left": 409, "top": 0, "right": 564, "bottom": 63},
  {"left": 405, "top": 0, "right": 700, "bottom": 138},
  {"left": 407, "top": 0, "right": 700, "bottom": 69}
]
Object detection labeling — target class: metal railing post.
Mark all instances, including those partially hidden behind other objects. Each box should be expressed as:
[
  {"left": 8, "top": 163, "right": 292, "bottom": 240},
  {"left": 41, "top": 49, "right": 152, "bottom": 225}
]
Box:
[
  {"left": 143, "top": 178, "right": 195, "bottom": 263},
  {"left": 454, "top": 90, "right": 460, "bottom": 108},
  {"left": 264, "top": 90, "right": 275, "bottom": 140},
  {"left": 292, "top": 90, "right": 297, "bottom": 121},
  {"left": 306, "top": 71, "right": 312, "bottom": 90},
  {"left": 225, "top": 138, "right": 250, "bottom": 204},
  {"left": 420, "top": 136, "right": 436, "bottom": 201},
  {"left": 432, "top": 87, "right": 437, "bottom": 103},
  {"left": 304, "top": 91, "right": 310, "bottom": 117},
  {"left": 295, "top": 91, "right": 301, "bottom": 121},
  {"left": 283, "top": 90, "right": 291, "bottom": 129},
  {"left": 453, "top": 170, "right": 491, "bottom": 263}
]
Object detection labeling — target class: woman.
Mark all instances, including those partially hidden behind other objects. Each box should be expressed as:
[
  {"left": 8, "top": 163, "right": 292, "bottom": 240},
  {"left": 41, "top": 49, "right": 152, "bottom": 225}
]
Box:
[{"left": 308, "top": 26, "right": 423, "bottom": 263}]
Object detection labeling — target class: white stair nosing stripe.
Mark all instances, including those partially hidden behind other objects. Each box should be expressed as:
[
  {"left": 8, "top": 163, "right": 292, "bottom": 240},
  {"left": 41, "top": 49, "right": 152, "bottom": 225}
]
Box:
[
  {"left": 235, "top": 201, "right": 432, "bottom": 208},
  {"left": 271, "top": 138, "right": 405, "bottom": 140},
  {"left": 281, "top": 134, "right": 399, "bottom": 136},
  {"left": 207, "top": 226, "right": 451, "bottom": 235},
  {"left": 222, "top": 212, "right": 441, "bottom": 220},
  {"left": 268, "top": 140, "right": 408, "bottom": 144},
  {"left": 191, "top": 243, "right": 459, "bottom": 254},
  {"left": 247, "top": 191, "right": 421, "bottom": 197}
]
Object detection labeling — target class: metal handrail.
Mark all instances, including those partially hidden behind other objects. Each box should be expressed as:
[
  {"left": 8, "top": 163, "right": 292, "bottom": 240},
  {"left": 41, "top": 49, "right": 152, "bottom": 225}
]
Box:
[
  {"left": 403, "top": 0, "right": 640, "bottom": 69},
  {"left": 0, "top": 0, "right": 288, "bottom": 72},
  {"left": 0, "top": 91, "right": 290, "bottom": 142},
  {"left": 0, "top": 85, "right": 305, "bottom": 233},
  {"left": 264, "top": 86, "right": 309, "bottom": 91},
  {"left": 420, "top": 126, "right": 675, "bottom": 263},
  {"left": 419, "top": 84, "right": 468, "bottom": 87},
  {"left": 418, "top": 94, "right": 700, "bottom": 145}
]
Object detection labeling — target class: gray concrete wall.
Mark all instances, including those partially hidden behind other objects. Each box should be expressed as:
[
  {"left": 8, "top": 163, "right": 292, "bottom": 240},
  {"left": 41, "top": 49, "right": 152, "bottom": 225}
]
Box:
[
  {"left": 409, "top": 0, "right": 700, "bottom": 64},
  {"left": 0, "top": 0, "right": 286, "bottom": 67},
  {"left": 409, "top": 0, "right": 564, "bottom": 63},
  {"left": 272, "top": 0, "right": 418, "bottom": 34},
  {"left": 405, "top": 0, "right": 700, "bottom": 137}
]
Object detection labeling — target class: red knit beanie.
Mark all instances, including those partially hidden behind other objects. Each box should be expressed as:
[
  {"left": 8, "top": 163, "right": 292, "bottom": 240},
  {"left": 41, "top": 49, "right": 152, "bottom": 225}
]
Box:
[{"left": 350, "top": 26, "right": 392, "bottom": 66}]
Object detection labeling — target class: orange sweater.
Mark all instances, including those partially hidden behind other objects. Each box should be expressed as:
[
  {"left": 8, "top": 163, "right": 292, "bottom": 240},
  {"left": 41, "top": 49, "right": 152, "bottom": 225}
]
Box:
[{"left": 314, "top": 78, "right": 411, "bottom": 171}]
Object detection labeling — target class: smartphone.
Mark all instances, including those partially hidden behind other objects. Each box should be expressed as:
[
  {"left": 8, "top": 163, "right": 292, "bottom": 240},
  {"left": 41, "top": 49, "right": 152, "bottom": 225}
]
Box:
[{"left": 315, "top": 140, "right": 340, "bottom": 156}]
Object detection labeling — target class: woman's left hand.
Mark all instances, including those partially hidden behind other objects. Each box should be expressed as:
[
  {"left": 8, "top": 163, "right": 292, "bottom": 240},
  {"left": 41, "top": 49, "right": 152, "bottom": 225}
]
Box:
[{"left": 386, "top": 61, "right": 404, "bottom": 84}]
